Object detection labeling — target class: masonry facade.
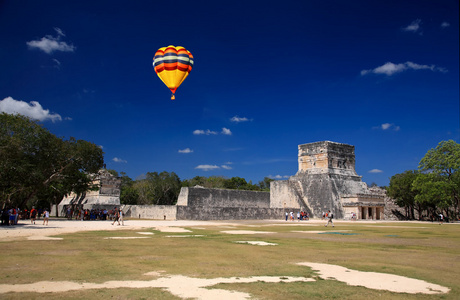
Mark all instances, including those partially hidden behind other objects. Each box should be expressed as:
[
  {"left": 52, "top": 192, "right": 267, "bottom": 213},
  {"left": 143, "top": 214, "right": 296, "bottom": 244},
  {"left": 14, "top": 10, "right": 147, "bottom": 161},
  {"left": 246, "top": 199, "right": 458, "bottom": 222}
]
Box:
[
  {"left": 57, "top": 141, "right": 386, "bottom": 220},
  {"left": 59, "top": 169, "right": 121, "bottom": 208},
  {"left": 270, "top": 141, "right": 385, "bottom": 219}
]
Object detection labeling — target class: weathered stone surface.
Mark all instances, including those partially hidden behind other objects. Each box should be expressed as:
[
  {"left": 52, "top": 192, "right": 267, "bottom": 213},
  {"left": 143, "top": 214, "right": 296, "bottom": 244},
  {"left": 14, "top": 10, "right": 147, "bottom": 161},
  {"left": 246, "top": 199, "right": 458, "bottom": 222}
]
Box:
[
  {"left": 175, "top": 187, "right": 296, "bottom": 220},
  {"left": 271, "top": 141, "right": 385, "bottom": 219},
  {"left": 56, "top": 141, "right": 388, "bottom": 221},
  {"left": 124, "top": 205, "right": 177, "bottom": 220},
  {"left": 181, "top": 187, "right": 270, "bottom": 208}
]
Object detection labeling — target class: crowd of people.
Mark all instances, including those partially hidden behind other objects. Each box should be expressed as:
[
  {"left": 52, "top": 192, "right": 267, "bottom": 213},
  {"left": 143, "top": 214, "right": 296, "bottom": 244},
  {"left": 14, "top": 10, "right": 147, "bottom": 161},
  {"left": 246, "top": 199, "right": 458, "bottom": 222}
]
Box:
[
  {"left": 285, "top": 211, "right": 310, "bottom": 221},
  {"left": 65, "top": 207, "right": 124, "bottom": 223},
  {"left": 1, "top": 206, "right": 124, "bottom": 226},
  {"left": 0, "top": 206, "right": 49, "bottom": 226}
]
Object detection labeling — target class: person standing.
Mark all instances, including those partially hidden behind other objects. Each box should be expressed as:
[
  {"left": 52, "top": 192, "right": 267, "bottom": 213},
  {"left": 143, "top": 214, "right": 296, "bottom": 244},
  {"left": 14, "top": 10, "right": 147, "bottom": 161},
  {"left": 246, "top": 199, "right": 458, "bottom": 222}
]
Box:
[
  {"left": 112, "top": 207, "right": 120, "bottom": 225},
  {"left": 30, "top": 206, "right": 37, "bottom": 224},
  {"left": 118, "top": 209, "right": 124, "bottom": 226},
  {"left": 325, "top": 210, "right": 334, "bottom": 227},
  {"left": 439, "top": 213, "right": 444, "bottom": 225},
  {"left": 43, "top": 209, "right": 49, "bottom": 225}
]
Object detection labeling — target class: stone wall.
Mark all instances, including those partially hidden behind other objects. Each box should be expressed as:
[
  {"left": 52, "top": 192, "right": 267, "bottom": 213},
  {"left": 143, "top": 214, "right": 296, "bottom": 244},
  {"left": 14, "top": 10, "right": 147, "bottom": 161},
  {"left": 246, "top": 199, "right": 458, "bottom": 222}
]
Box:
[
  {"left": 123, "top": 205, "right": 177, "bottom": 220},
  {"left": 271, "top": 141, "right": 385, "bottom": 219},
  {"left": 269, "top": 181, "right": 300, "bottom": 209},
  {"left": 175, "top": 187, "right": 297, "bottom": 220}
]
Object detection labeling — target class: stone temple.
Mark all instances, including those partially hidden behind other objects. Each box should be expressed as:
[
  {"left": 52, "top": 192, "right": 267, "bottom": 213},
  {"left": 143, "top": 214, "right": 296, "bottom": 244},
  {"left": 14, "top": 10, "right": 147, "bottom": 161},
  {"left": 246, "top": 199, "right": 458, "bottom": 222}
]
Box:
[
  {"left": 56, "top": 141, "right": 385, "bottom": 220},
  {"left": 59, "top": 169, "right": 121, "bottom": 208},
  {"left": 270, "top": 141, "right": 385, "bottom": 219}
]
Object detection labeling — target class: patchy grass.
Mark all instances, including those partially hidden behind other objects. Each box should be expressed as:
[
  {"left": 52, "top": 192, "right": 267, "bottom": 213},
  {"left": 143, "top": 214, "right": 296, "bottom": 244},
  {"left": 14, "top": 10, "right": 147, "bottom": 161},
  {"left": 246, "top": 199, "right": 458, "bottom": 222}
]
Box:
[{"left": 0, "top": 221, "right": 459, "bottom": 299}]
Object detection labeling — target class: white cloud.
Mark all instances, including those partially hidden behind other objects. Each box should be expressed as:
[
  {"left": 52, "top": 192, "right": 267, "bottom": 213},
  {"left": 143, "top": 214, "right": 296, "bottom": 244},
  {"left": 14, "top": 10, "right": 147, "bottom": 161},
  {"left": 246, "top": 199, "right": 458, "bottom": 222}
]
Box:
[
  {"left": 368, "top": 169, "right": 383, "bottom": 174},
  {"left": 221, "top": 165, "right": 232, "bottom": 170},
  {"left": 113, "top": 157, "right": 127, "bottom": 163},
  {"left": 26, "top": 28, "right": 75, "bottom": 54},
  {"left": 193, "top": 129, "right": 218, "bottom": 135},
  {"left": 230, "top": 116, "right": 250, "bottom": 122},
  {"left": 193, "top": 128, "right": 232, "bottom": 135},
  {"left": 221, "top": 128, "right": 232, "bottom": 135},
  {"left": 381, "top": 123, "right": 400, "bottom": 131},
  {"left": 178, "top": 148, "right": 193, "bottom": 153},
  {"left": 0, "top": 96, "right": 62, "bottom": 122},
  {"left": 54, "top": 27, "right": 65, "bottom": 37},
  {"left": 373, "top": 123, "right": 400, "bottom": 131},
  {"left": 52, "top": 59, "right": 61, "bottom": 68},
  {"left": 361, "top": 61, "right": 447, "bottom": 76},
  {"left": 441, "top": 22, "right": 450, "bottom": 28},
  {"left": 402, "top": 19, "right": 422, "bottom": 33},
  {"left": 195, "top": 165, "right": 220, "bottom": 171}
]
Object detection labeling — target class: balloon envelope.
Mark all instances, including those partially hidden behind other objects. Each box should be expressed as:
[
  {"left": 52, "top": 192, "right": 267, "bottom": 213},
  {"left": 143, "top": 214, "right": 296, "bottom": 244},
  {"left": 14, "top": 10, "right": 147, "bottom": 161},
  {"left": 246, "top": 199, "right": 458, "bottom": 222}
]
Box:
[{"left": 153, "top": 45, "right": 193, "bottom": 99}]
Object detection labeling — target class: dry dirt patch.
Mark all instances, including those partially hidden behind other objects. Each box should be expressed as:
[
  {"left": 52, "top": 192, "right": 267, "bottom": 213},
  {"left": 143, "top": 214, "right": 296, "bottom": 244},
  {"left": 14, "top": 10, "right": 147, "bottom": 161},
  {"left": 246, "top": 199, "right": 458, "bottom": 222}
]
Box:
[
  {"left": 298, "top": 262, "right": 450, "bottom": 294},
  {"left": 0, "top": 273, "right": 314, "bottom": 299}
]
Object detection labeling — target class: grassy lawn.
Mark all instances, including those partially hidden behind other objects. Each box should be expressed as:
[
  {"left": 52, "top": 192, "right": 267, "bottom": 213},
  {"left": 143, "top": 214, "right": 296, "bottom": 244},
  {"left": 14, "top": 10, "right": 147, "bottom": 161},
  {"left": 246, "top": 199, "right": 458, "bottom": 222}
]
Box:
[{"left": 0, "top": 220, "right": 458, "bottom": 299}]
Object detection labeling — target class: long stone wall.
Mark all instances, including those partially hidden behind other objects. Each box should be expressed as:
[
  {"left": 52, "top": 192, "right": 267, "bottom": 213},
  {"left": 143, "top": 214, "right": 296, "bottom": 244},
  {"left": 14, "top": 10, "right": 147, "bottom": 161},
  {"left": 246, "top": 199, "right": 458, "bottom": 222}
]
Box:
[
  {"left": 123, "top": 205, "right": 177, "bottom": 220},
  {"left": 175, "top": 187, "right": 296, "bottom": 220}
]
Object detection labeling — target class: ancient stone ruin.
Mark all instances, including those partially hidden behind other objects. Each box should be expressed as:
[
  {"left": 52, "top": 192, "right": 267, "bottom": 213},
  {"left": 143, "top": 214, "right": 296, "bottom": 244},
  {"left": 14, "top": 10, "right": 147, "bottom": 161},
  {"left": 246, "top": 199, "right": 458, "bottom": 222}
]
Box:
[
  {"left": 59, "top": 169, "right": 121, "bottom": 208},
  {"left": 270, "top": 141, "right": 385, "bottom": 219},
  {"left": 57, "top": 141, "right": 385, "bottom": 220}
]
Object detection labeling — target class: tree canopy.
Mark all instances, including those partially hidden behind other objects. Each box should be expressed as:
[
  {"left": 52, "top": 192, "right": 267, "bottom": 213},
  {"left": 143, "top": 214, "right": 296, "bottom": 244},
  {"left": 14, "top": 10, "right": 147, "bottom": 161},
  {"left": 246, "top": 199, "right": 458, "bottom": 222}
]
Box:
[
  {"left": 388, "top": 140, "right": 460, "bottom": 220},
  {"left": 0, "top": 113, "right": 104, "bottom": 209}
]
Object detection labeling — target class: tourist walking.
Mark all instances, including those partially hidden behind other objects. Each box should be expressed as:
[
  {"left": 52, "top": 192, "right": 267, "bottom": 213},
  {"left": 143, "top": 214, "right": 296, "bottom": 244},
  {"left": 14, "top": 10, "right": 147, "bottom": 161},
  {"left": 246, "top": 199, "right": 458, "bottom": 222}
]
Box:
[
  {"left": 112, "top": 207, "right": 120, "bottom": 225},
  {"left": 118, "top": 209, "right": 124, "bottom": 226},
  {"left": 325, "top": 210, "right": 334, "bottom": 227},
  {"left": 439, "top": 213, "right": 444, "bottom": 225},
  {"left": 43, "top": 209, "right": 49, "bottom": 225},
  {"left": 30, "top": 206, "right": 37, "bottom": 224}
]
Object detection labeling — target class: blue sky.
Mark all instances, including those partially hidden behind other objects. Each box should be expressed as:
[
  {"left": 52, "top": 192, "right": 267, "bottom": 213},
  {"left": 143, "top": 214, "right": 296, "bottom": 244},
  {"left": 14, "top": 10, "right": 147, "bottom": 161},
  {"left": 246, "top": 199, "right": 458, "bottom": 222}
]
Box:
[{"left": 1, "top": 0, "right": 458, "bottom": 186}]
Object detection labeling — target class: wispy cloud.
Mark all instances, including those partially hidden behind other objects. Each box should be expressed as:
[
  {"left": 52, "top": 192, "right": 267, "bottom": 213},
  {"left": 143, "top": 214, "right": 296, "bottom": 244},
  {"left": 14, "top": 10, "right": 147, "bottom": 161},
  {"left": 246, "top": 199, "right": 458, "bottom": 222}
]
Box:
[
  {"left": 193, "top": 128, "right": 232, "bottom": 135},
  {"left": 373, "top": 123, "right": 400, "bottom": 131},
  {"left": 178, "top": 148, "right": 193, "bottom": 153},
  {"left": 368, "top": 169, "right": 383, "bottom": 174},
  {"left": 0, "top": 96, "right": 62, "bottom": 122},
  {"left": 361, "top": 61, "right": 447, "bottom": 76},
  {"left": 441, "top": 22, "right": 450, "bottom": 28},
  {"left": 26, "top": 27, "right": 75, "bottom": 54},
  {"left": 193, "top": 129, "right": 217, "bottom": 135},
  {"left": 195, "top": 165, "right": 220, "bottom": 171},
  {"left": 402, "top": 19, "right": 422, "bottom": 34},
  {"left": 230, "top": 116, "right": 251, "bottom": 123},
  {"left": 52, "top": 59, "right": 61, "bottom": 69},
  {"left": 195, "top": 163, "right": 233, "bottom": 171},
  {"left": 113, "top": 157, "right": 127, "bottom": 163}
]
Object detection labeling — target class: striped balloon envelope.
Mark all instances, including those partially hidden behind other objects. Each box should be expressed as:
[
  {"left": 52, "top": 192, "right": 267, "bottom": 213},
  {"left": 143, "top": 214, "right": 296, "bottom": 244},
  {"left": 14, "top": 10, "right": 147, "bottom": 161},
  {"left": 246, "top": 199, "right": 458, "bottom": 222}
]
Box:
[{"left": 153, "top": 45, "right": 194, "bottom": 100}]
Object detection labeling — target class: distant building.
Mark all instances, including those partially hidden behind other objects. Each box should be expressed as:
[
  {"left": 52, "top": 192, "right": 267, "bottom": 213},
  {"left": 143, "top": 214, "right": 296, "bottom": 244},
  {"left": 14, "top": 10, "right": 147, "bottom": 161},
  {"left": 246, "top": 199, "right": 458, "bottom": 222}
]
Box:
[
  {"left": 270, "top": 141, "right": 385, "bottom": 219},
  {"left": 59, "top": 169, "right": 121, "bottom": 209},
  {"left": 57, "top": 142, "right": 385, "bottom": 220}
]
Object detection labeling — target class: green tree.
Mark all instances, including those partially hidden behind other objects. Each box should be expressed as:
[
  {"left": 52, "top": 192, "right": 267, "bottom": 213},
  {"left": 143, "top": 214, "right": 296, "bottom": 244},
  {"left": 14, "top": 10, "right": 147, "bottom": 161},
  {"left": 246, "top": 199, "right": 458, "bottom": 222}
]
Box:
[
  {"left": 258, "top": 177, "right": 274, "bottom": 191},
  {"left": 0, "top": 113, "right": 104, "bottom": 210},
  {"left": 224, "top": 177, "right": 247, "bottom": 190},
  {"left": 119, "top": 172, "right": 139, "bottom": 205},
  {"left": 181, "top": 176, "right": 207, "bottom": 187},
  {"left": 387, "top": 170, "right": 419, "bottom": 219},
  {"left": 133, "top": 171, "right": 181, "bottom": 205},
  {"left": 418, "top": 140, "right": 460, "bottom": 218},
  {"left": 412, "top": 173, "right": 453, "bottom": 218}
]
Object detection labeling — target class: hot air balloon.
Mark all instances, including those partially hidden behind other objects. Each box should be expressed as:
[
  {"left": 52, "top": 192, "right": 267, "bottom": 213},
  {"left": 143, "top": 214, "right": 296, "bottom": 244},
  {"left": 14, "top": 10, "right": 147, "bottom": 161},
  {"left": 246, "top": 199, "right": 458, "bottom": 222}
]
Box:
[{"left": 153, "top": 45, "right": 194, "bottom": 100}]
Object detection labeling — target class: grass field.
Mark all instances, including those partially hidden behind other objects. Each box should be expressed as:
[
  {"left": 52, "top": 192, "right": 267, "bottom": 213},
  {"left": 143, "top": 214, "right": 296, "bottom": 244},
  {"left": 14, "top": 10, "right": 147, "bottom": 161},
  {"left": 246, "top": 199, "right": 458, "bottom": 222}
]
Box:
[{"left": 0, "top": 219, "right": 459, "bottom": 299}]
